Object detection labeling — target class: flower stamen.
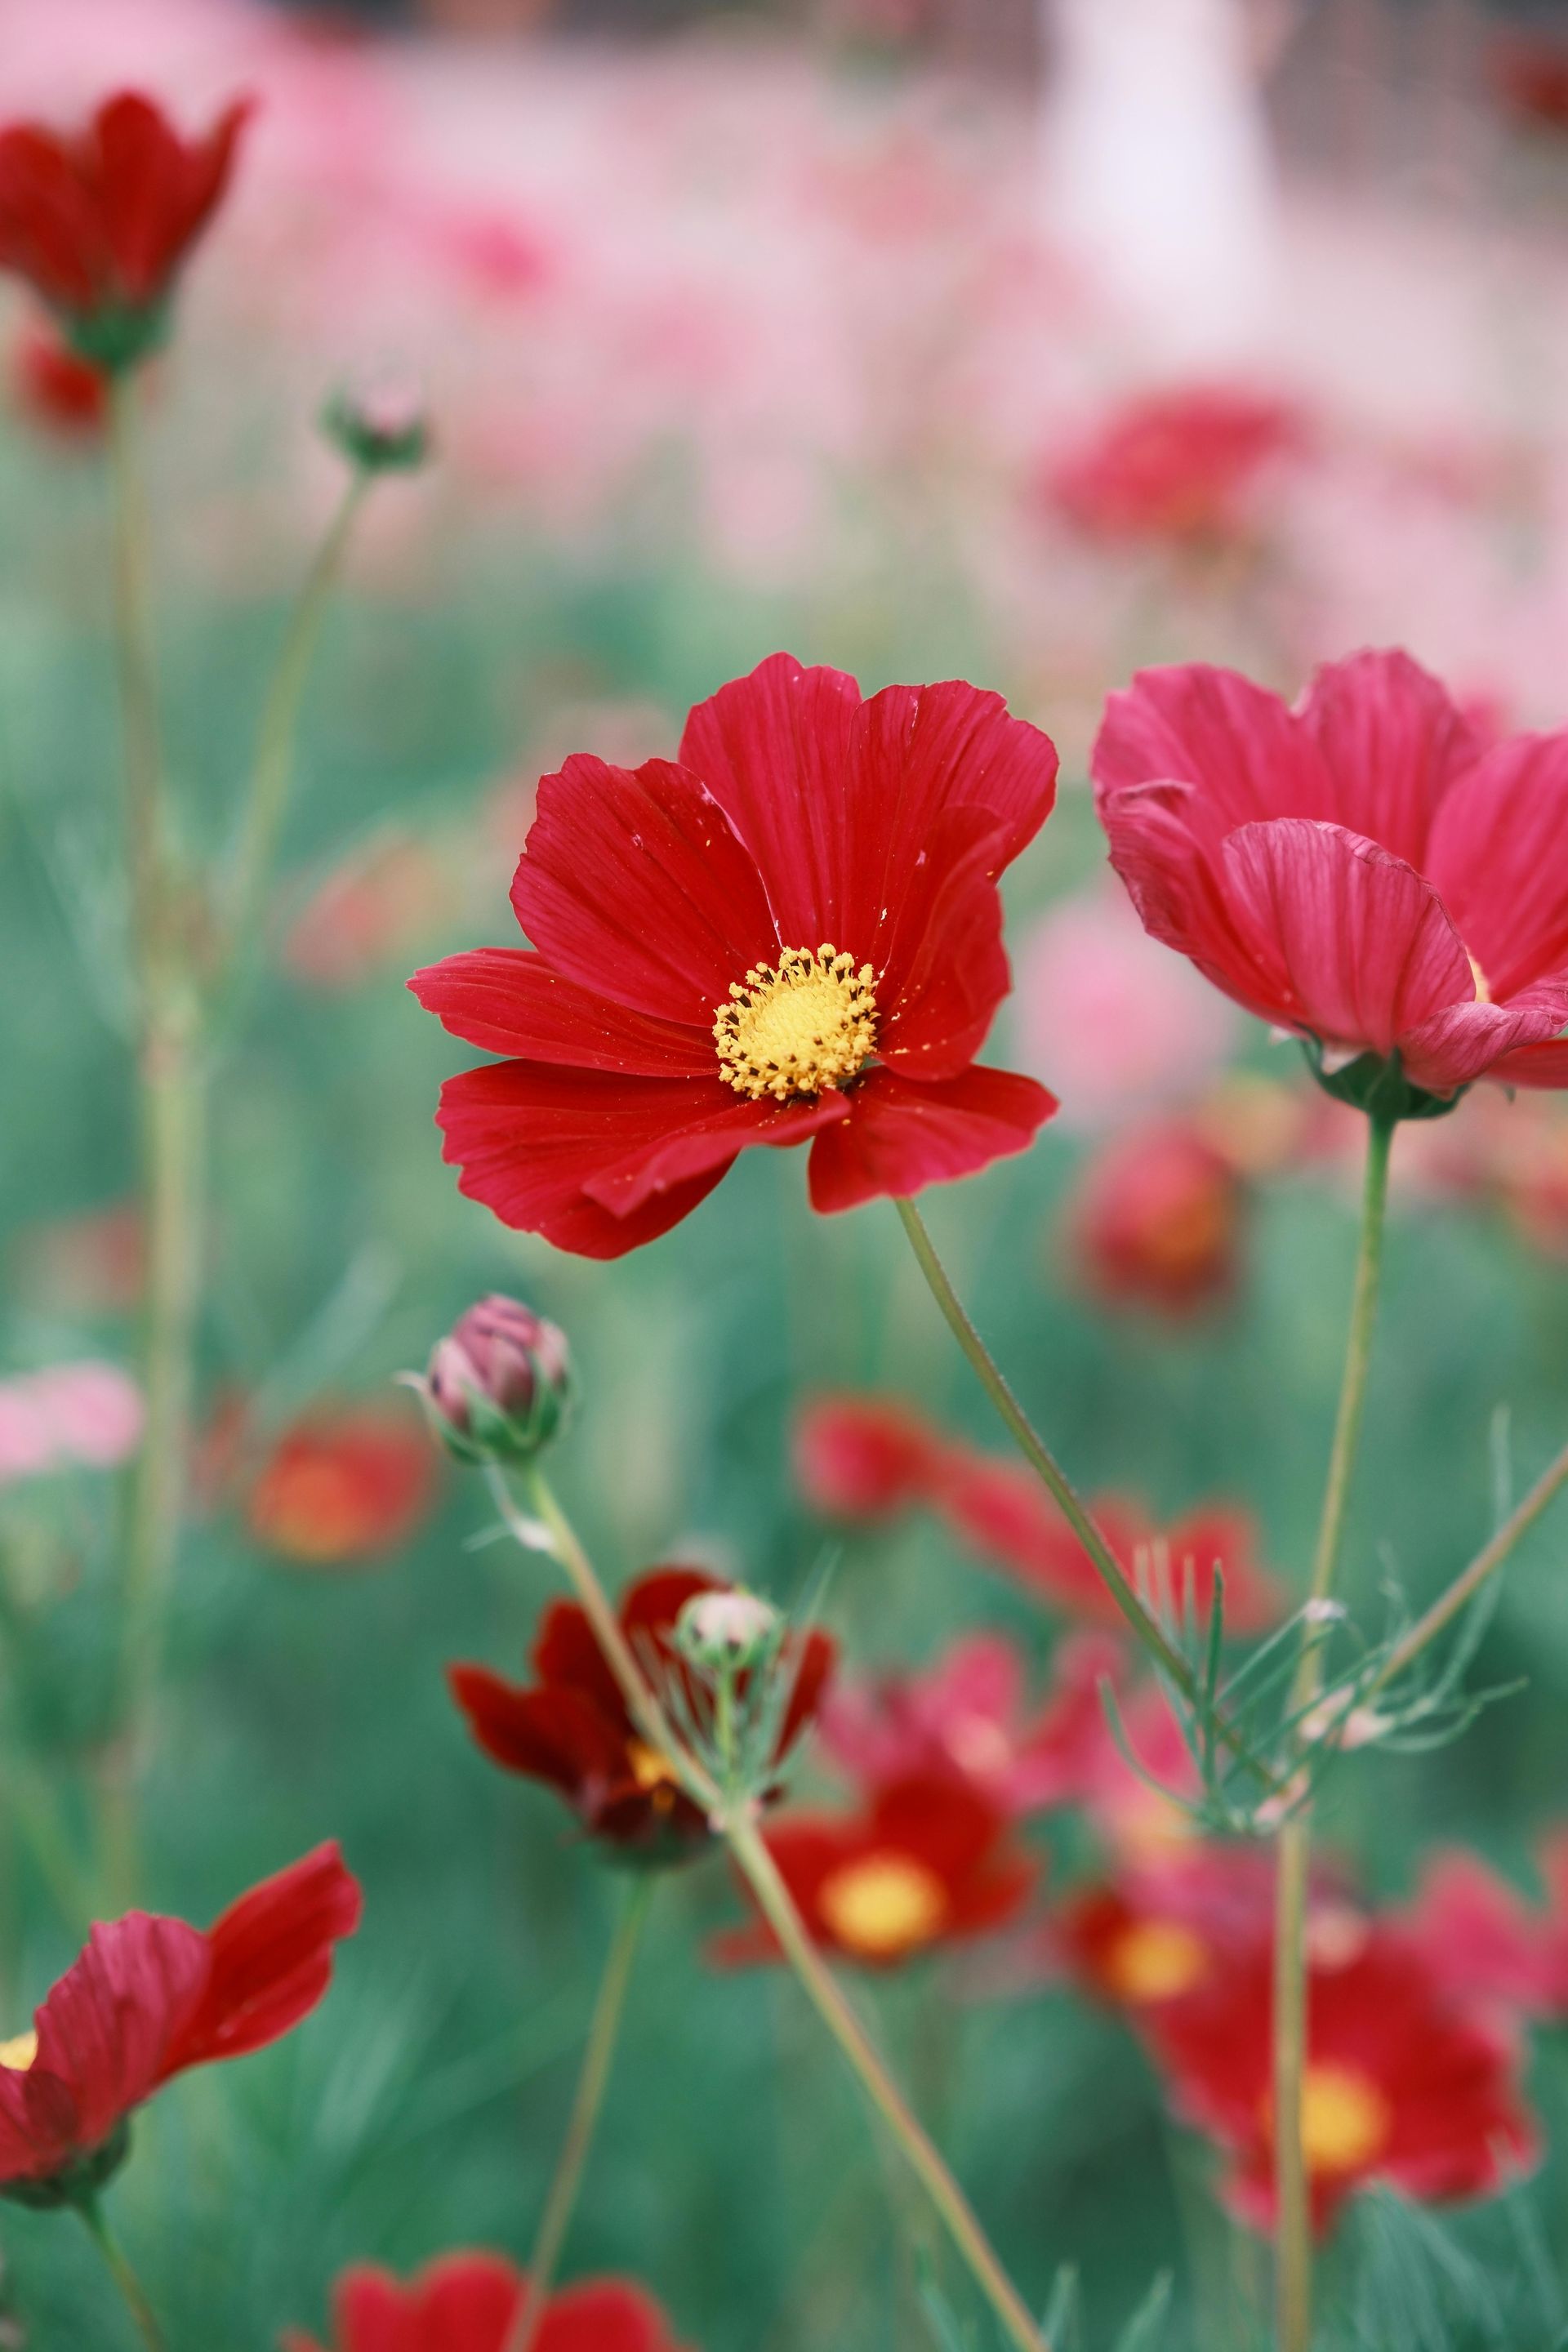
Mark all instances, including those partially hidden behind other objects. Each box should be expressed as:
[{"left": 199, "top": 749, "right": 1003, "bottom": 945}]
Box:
[{"left": 715, "top": 945, "right": 877, "bottom": 1103}]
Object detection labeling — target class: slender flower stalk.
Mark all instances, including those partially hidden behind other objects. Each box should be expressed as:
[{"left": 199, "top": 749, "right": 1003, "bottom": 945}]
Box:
[
  {"left": 487, "top": 1466, "right": 1049, "bottom": 2352},
  {"left": 1374, "top": 1431, "right": 1568, "bottom": 1690},
  {"left": 894, "top": 1200, "right": 1281, "bottom": 1793},
  {"left": 505, "top": 1878, "right": 653, "bottom": 2352},
  {"left": 221, "top": 470, "right": 369, "bottom": 987},
  {"left": 77, "top": 2198, "right": 166, "bottom": 2352},
  {"left": 1272, "top": 1111, "right": 1395, "bottom": 2352},
  {"left": 106, "top": 373, "right": 164, "bottom": 980}
]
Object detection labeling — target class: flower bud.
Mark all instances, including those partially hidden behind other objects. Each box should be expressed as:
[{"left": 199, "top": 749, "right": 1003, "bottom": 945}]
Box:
[
  {"left": 422, "top": 1294, "right": 571, "bottom": 1467},
  {"left": 675, "top": 1588, "right": 781, "bottom": 1673},
  {"left": 322, "top": 376, "right": 432, "bottom": 475}
]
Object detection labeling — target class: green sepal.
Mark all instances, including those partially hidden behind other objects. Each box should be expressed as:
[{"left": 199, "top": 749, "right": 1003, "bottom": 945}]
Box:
[
  {"left": 321, "top": 391, "right": 431, "bottom": 476},
  {"left": 60, "top": 300, "right": 170, "bottom": 376},
  {"left": 1302, "top": 1040, "right": 1464, "bottom": 1125},
  {"left": 2, "top": 2116, "right": 131, "bottom": 2211}
]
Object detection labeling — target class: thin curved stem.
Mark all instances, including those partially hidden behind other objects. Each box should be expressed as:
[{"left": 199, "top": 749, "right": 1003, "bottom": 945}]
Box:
[
  {"left": 221, "top": 470, "right": 368, "bottom": 990},
  {"left": 1272, "top": 1110, "right": 1395, "bottom": 2352},
  {"left": 1374, "top": 1431, "right": 1568, "bottom": 1691},
  {"left": 107, "top": 373, "right": 164, "bottom": 987},
  {"left": 894, "top": 1199, "right": 1281, "bottom": 1793},
  {"left": 506, "top": 1877, "right": 653, "bottom": 2352},
  {"left": 78, "top": 2198, "right": 165, "bottom": 2352},
  {"left": 489, "top": 1465, "right": 1049, "bottom": 2352}
]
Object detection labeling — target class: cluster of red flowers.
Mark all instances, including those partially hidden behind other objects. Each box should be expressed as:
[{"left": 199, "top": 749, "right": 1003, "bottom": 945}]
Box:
[
  {"left": 795, "top": 1391, "right": 1281, "bottom": 1631},
  {"left": 283, "top": 2252, "right": 689, "bottom": 2352},
  {"left": 1041, "top": 385, "right": 1305, "bottom": 551}
]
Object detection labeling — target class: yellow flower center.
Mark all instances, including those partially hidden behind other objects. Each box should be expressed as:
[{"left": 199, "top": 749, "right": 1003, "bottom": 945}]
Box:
[
  {"left": 714, "top": 945, "right": 877, "bottom": 1103},
  {"left": 1103, "top": 1919, "right": 1209, "bottom": 2004},
  {"left": 1298, "top": 2063, "right": 1392, "bottom": 2176},
  {"left": 817, "top": 1852, "right": 948, "bottom": 1958},
  {"left": 626, "top": 1740, "right": 679, "bottom": 1813},
  {"left": 0, "top": 2031, "right": 38, "bottom": 2072}
]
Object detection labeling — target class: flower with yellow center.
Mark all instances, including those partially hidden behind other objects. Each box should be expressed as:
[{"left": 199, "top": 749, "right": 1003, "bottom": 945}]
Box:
[
  {"left": 1296, "top": 2062, "right": 1392, "bottom": 2176},
  {"left": 626, "top": 1740, "right": 680, "bottom": 1814},
  {"left": 1103, "top": 1918, "right": 1209, "bottom": 2004},
  {"left": 714, "top": 945, "right": 877, "bottom": 1103},
  {"left": 0, "top": 2031, "right": 36, "bottom": 2071},
  {"left": 816, "top": 1852, "right": 948, "bottom": 1960}
]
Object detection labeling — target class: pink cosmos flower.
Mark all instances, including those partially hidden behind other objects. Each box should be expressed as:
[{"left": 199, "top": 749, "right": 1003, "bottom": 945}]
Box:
[
  {"left": 0, "top": 1361, "right": 144, "bottom": 1486},
  {"left": 1094, "top": 649, "right": 1568, "bottom": 1106},
  {"left": 1403, "top": 1836, "right": 1568, "bottom": 2020}
]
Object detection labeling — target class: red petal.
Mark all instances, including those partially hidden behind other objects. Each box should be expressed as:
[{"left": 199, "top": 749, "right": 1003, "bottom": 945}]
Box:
[
  {"left": 1486, "top": 1036, "right": 1568, "bottom": 1089},
  {"left": 806, "top": 1064, "right": 1054, "bottom": 1214},
  {"left": 330, "top": 2267, "right": 408, "bottom": 2352},
  {"left": 777, "top": 1627, "right": 837, "bottom": 1753},
  {"left": 448, "top": 1667, "right": 626, "bottom": 1795},
  {"left": 0, "top": 124, "right": 104, "bottom": 310},
  {"left": 1096, "top": 777, "right": 1294, "bottom": 1026},
  {"left": 1222, "top": 819, "right": 1472, "bottom": 1059},
  {"left": 1296, "top": 648, "right": 1479, "bottom": 868},
  {"left": 580, "top": 1089, "right": 848, "bottom": 1216},
  {"left": 163, "top": 1845, "right": 360, "bottom": 2078},
  {"left": 538, "top": 2278, "right": 685, "bottom": 2352},
  {"left": 1426, "top": 729, "right": 1568, "bottom": 1000},
  {"left": 411, "top": 2251, "right": 526, "bottom": 2345},
  {"left": 1094, "top": 663, "right": 1334, "bottom": 854},
  {"left": 875, "top": 808, "right": 1013, "bottom": 1079},
  {"left": 870, "top": 1774, "right": 1008, "bottom": 1876},
  {"left": 1399, "top": 977, "right": 1568, "bottom": 1094},
  {"left": 409, "top": 950, "right": 710, "bottom": 1074},
  {"left": 512, "top": 755, "right": 777, "bottom": 1027}
]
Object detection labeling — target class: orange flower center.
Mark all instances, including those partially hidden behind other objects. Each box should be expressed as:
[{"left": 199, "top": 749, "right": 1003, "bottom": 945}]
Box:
[
  {"left": 0, "top": 2032, "right": 38, "bottom": 2072},
  {"left": 1298, "top": 2063, "right": 1392, "bottom": 2176},
  {"left": 1102, "top": 1919, "right": 1209, "bottom": 2003},
  {"left": 714, "top": 945, "right": 877, "bottom": 1102},
  {"left": 817, "top": 1852, "right": 947, "bottom": 1958},
  {"left": 626, "top": 1740, "right": 680, "bottom": 1813}
]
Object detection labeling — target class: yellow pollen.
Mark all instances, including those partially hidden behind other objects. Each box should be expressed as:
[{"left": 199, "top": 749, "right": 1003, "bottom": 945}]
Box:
[
  {"left": 1103, "top": 1919, "right": 1209, "bottom": 2004},
  {"left": 0, "top": 2031, "right": 37, "bottom": 2072},
  {"left": 714, "top": 944, "right": 877, "bottom": 1103},
  {"left": 1298, "top": 2063, "right": 1392, "bottom": 2176},
  {"left": 817, "top": 1853, "right": 947, "bottom": 1958},
  {"left": 1467, "top": 953, "right": 1492, "bottom": 1005},
  {"left": 627, "top": 1740, "right": 679, "bottom": 1794}
]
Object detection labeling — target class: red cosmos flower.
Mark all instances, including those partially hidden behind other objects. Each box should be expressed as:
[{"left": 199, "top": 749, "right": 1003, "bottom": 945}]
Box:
[
  {"left": 283, "top": 2252, "right": 691, "bottom": 2352},
  {"left": 409, "top": 654, "right": 1059, "bottom": 1259},
  {"left": 0, "top": 1844, "right": 359, "bottom": 2206},
  {"left": 792, "top": 1392, "right": 947, "bottom": 1521},
  {"left": 246, "top": 1405, "right": 436, "bottom": 1567},
  {"left": 450, "top": 1569, "right": 834, "bottom": 1863},
  {"left": 0, "top": 91, "right": 252, "bottom": 371},
  {"left": 11, "top": 323, "right": 108, "bottom": 439},
  {"left": 1065, "top": 1116, "right": 1245, "bottom": 1316},
  {"left": 714, "top": 1775, "right": 1036, "bottom": 1969},
  {"left": 1405, "top": 1836, "right": 1568, "bottom": 2020},
  {"left": 1044, "top": 385, "right": 1303, "bottom": 549},
  {"left": 1094, "top": 650, "right": 1568, "bottom": 1113},
  {"left": 1148, "top": 1924, "right": 1538, "bottom": 2233},
  {"left": 1054, "top": 1849, "right": 1286, "bottom": 2014}
]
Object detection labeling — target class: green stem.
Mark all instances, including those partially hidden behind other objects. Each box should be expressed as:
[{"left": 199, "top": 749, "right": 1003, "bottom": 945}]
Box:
[
  {"left": 489, "top": 1466, "right": 1049, "bottom": 2352},
  {"left": 1373, "top": 1431, "right": 1568, "bottom": 1691},
  {"left": 222, "top": 470, "right": 369, "bottom": 988},
  {"left": 1272, "top": 1110, "right": 1395, "bottom": 2352},
  {"left": 77, "top": 2198, "right": 165, "bottom": 2352},
  {"left": 505, "top": 1878, "right": 653, "bottom": 2352},
  {"left": 106, "top": 372, "right": 163, "bottom": 989},
  {"left": 895, "top": 1198, "right": 1280, "bottom": 1792}
]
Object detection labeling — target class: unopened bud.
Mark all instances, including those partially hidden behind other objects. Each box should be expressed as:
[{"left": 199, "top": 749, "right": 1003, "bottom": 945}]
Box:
[
  {"left": 323, "top": 375, "right": 432, "bottom": 474},
  {"left": 421, "top": 1294, "right": 571, "bottom": 1467},
  {"left": 675, "top": 1588, "right": 781, "bottom": 1673}
]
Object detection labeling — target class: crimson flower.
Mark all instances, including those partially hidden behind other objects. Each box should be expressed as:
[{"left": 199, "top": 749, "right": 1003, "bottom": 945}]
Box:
[
  {"left": 11, "top": 323, "right": 107, "bottom": 439},
  {"left": 410, "top": 655, "right": 1059, "bottom": 1258},
  {"left": 1044, "top": 385, "right": 1302, "bottom": 549},
  {"left": 0, "top": 90, "right": 252, "bottom": 372},
  {"left": 714, "top": 1775, "right": 1036, "bottom": 1969},
  {"left": 792, "top": 1392, "right": 947, "bottom": 1521},
  {"left": 1053, "top": 1853, "right": 1281, "bottom": 2014},
  {"left": 0, "top": 1844, "right": 359, "bottom": 2206},
  {"left": 1147, "top": 1923, "right": 1538, "bottom": 2233},
  {"left": 244, "top": 1404, "right": 437, "bottom": 1567},
  {"left": 1405, "top": 1835, "right": 1568, "bottom": 2020},
  {"left": 283, "top": 2252, "right": 690, "bottom": 2352},
  {"left": 450, "top": 1569, "right": 834, "bottom": 1863},
  {"left": 1094, "top": 650, "right": 1568, "bottom": 1116},
  {"left": 1064, "top": 1116, "right": 1245, "bottom": 1316}
]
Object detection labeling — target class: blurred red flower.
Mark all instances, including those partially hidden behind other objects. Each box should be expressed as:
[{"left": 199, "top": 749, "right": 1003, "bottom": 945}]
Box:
[
  {"left": 715, "top": 1775, "right": 1036, "bottom": 1969},
  {"left": 284, "top": 835, "right": 452, "bottom": 993},
  {"left": 0, "top": 1845, "right": 359, "bottom": 2203},
  {"left": 1405, "top": 1835, "right": 1568, "bottom": 2020},
  {"left": 1044, "top": 385, "right": 1302, "bottom": 549},
  {"left": 1064, "top": 1116, "right": 1245, "bottom": 1316},
  {"left": 1053, "top": 1851, "right": 1283, "bottom": 2013},
  {"left": 449, "top": 1569, "right": 834, "bottom": 1863},
  {"left": 410, "top": 653, "right": 1058, "bottom": 1258},
  {"left": 1493, "top": 36, "right": 1568, "bottom": 134},
  {"left": 792, "top": 1392, "right": 947, "bottom": 1521},
  {"left": 246, "top": 1405, "right": 436, "bottom": 1567},
  {"left": 0, "top": 91, "right": 252, "bottom": 368},
  {"left": 283, "top": 2252, "right": 690, "bottom": 2352},
  {"left": 10, "top": 323, "right": 107, "bottom": 439},
  {"left": 1148, "top": 1925, "right": 1538, "bottom": 2233},
  {"left": 1094, "top": 650, "right": 1568, "bottom": 1100}
]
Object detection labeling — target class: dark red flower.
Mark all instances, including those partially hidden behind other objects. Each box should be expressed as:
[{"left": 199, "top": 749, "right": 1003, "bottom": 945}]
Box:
[
  {"left": 1044, "top": 385, "right": 1303, "bottom": 549},
  {"left": 792, "top": 1392, "right": 947, "bottom": 1521},
  {"left": 1094, "top": 650, "right": 1568, "bottom": 1106},
  {"left": 449, "top": 1569, "right": 835, "bottom": 1862},
  {"left": 0, "top": 1845, "right": 359, "bottom": 2203},
  {"left": 410, "top": 655, "right": 1059, "bottom": 1258},
  {"left": 245, "top": 1404, "right": 436, "bottom": 1567},
  {"left": 282, "top": 2252, "right": 691, "bottom": 2352},
  {"left": 1148, "top": 1923, "right": 1538, "bottom": 2234},
  {"left": 11, "top": 322, "right": 107, "bottom": 439},
  {"left": 1065, "top": 1116, "right": 1245, "bottom": 1316},
  {"left": 0, "top": 91, "right": 252, "bottom": 369},
  {"left": 714, "top": 1774, "right": 1036, "bottom": 1969}
]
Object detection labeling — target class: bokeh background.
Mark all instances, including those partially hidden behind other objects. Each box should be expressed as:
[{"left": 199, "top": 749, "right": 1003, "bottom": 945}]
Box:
[{"left": 7, "top": 0, "right": 1568, "bottom": 2344}]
